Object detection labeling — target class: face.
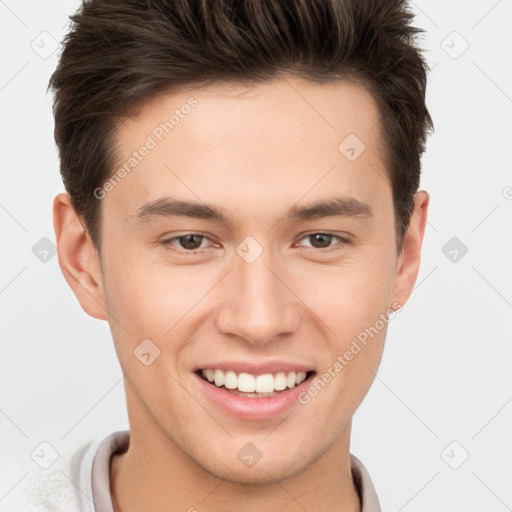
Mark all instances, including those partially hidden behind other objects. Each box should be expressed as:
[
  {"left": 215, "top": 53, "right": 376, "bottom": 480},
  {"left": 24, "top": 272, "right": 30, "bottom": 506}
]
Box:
[{"left": 55, "top": 76, "right": 427, "bottom": 484}]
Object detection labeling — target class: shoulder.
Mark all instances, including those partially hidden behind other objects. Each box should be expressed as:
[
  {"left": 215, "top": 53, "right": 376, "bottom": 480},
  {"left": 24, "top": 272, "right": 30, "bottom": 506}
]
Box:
[{"left": 1, "top": 434, "right": 106, "bottom": 512}]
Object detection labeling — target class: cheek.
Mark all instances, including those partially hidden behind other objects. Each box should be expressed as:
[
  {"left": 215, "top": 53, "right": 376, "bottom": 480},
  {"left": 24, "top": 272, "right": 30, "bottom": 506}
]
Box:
[
  {"left": 294, "top": 252, "right": 395, "bottom": 340},
  {"left": 102, "top": 249, "right": 215, "bottom": 340},
  {"left": 320, "top": 255, "right": 395, "bottom": 404}
]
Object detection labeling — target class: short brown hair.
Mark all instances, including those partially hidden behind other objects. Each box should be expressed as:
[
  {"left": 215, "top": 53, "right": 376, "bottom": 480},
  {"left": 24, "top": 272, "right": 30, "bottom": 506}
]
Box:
[{"left": 48, "top": 0, "right": 433, "bottom": 254}]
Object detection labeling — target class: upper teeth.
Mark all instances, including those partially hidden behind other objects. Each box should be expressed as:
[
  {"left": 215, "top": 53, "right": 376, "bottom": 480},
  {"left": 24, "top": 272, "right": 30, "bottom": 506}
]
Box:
[{"left": 201, "top": 369, "right": 308, "bottom": 393}]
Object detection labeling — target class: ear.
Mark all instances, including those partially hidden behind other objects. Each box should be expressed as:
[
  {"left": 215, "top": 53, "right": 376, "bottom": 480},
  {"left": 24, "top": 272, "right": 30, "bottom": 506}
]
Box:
[
  {"left": 390, "top": 190, "right": 430, "bottom": 310},
  {"left": 53, "top": 192, "right": 108, "bottom": 320}
]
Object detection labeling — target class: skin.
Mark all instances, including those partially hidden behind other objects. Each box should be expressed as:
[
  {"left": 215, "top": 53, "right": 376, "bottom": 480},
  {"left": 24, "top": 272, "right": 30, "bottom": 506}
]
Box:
[{"left": 53, "top": 76, "right": 429, "bottom": 512}]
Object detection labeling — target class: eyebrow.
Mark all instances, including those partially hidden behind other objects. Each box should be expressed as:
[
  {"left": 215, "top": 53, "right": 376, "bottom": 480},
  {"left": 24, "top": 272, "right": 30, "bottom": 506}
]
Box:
[{"left": 133, "top": 195, "right": 374, "bottom": 224}]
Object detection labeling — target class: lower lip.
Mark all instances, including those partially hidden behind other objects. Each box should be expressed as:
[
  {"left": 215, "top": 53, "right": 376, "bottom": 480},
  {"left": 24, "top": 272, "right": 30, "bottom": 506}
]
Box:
[{"left": 193, "top": 371, "right": 315, "bottom": 421}]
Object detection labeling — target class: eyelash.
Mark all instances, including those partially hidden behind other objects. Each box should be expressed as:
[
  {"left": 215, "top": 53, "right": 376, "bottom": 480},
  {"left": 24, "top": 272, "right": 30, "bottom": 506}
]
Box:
[{"left": 160, "top": 232, "right": 350, "bottom": 255}]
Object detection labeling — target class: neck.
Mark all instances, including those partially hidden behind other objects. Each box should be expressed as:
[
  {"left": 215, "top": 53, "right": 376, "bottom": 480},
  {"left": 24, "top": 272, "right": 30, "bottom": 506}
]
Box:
[{"left": 110, "top": 390, "right": 361, "bottom": 512}]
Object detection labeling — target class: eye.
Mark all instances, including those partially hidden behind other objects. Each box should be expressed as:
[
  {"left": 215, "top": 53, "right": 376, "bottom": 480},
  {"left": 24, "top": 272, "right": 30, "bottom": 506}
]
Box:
[
  {"left": 161, "top": 234, "right": 213, "bottom": 252},
  {"left": 160, "top": 231, "right": 350, "bottom": 255},
  {"left": 296, "top": 232, "right": 349, "bottom": 250}
]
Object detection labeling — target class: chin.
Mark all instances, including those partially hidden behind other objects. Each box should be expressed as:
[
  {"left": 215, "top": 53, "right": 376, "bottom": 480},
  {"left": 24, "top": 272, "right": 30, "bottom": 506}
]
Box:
[{"left": 200, "top": 456, "right": 307, "bottom": 485}]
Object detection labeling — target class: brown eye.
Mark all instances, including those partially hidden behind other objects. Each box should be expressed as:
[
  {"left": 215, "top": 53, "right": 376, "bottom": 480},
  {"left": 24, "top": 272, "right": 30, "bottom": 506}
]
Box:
[
  {"left": 307, "top": 233, "right": 334, "bottom": 249},
  {"left": 298, "top": 232, "right": 345, "bottom": 250},
  {"left": 161, "top": 234, "right": 211, "bottom": 252},
  {"left": 175, "top": 234, "right": 205, "bottom": 250}
]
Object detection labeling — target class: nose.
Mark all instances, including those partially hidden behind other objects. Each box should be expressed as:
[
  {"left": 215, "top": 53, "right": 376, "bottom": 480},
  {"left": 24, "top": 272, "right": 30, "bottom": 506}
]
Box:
[{"left": 215, "top": 245, "right": 302, "bottom": 346}]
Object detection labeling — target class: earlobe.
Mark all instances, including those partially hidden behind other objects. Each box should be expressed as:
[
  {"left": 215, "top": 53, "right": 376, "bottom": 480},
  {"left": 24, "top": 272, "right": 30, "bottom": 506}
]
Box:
[
  {"left": 390, "top": 190, "right": 430, "bottom": 309},
  {"left": 53, "top": 192, "right": 108, "bottom": 320}
]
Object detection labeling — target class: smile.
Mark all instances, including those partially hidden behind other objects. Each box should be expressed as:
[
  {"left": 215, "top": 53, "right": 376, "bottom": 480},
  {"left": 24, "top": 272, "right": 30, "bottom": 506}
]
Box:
[
  {"left": 194, "top": 367, "right": 317, "bottom": 420},
  {"left": 198, "top": 368, "right": 312, "bottom": 396}
]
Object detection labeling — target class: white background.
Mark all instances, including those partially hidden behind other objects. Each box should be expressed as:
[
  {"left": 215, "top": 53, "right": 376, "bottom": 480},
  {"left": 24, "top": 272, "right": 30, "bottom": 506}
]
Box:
[{"left": 1, "top": 1, "right": 511, "bottom": 510}]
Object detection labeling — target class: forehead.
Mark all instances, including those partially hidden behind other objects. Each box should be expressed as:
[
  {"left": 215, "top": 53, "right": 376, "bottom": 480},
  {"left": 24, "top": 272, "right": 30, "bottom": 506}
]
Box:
[{"left": 108, "top": 77, "right": 389, "bottom": 224}]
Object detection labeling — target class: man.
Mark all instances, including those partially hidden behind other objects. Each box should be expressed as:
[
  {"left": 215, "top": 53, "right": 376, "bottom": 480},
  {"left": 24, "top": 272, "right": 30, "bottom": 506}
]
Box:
[{"left": 8, "top": 0, "right": 433, "bottom": 510}]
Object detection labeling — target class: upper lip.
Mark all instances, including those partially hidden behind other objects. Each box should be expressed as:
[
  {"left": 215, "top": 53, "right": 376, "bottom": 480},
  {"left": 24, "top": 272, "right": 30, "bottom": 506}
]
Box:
[{"left": 194, "top": 360, "right": 315, "bottom": 376}]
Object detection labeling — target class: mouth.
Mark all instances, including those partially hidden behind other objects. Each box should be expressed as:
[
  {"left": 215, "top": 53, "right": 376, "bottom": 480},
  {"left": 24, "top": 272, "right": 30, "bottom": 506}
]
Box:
[
  {"left": 193, "top": 367, "right": 317, "bottom": 420},
  {"left": 195, "top": 368, "right": 316, "bottom": 398}
]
